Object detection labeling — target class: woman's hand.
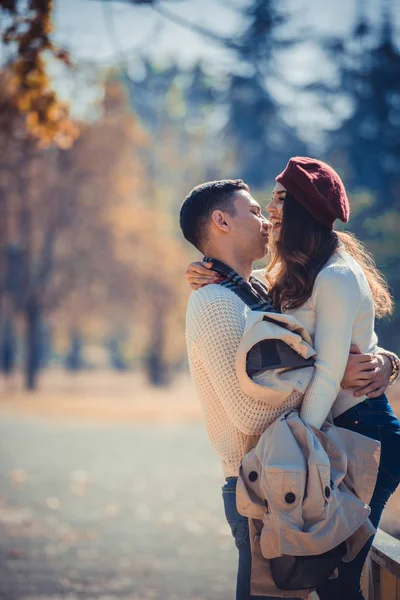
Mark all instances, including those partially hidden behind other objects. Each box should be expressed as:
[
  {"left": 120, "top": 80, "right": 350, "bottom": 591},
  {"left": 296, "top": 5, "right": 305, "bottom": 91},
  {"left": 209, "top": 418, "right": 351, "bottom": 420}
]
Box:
[{"left": 185, "top": 261, "right": 222, "bottom": 290}]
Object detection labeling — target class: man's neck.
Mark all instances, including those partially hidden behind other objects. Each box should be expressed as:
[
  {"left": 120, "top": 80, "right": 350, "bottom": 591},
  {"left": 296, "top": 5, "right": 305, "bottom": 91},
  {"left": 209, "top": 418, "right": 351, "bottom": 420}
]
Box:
[{"left": 205, "top": 248, "right": 253, "bottom": 281}]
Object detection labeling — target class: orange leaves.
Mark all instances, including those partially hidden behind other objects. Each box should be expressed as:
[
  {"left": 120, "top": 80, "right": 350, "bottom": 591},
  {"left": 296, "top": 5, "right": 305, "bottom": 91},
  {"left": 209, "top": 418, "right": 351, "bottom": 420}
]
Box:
[{"left": 0, "top": 0, "right": 78, "bottom": 148}]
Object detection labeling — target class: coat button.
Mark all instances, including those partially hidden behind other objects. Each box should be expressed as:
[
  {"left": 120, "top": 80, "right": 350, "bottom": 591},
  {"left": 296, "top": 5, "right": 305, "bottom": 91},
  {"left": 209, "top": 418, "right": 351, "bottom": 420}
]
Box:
[
  {"left": 285, "top": 492, "right": 296, "bottom": 504},
  {"left": 249, "top": 471, "right": 258, "bottom": 482},
  {"left": 325, "top": 486, "right": 331, "bottom": 498},
  {"left": 354, "top": 420, "right": 359, "bottom": 425}
]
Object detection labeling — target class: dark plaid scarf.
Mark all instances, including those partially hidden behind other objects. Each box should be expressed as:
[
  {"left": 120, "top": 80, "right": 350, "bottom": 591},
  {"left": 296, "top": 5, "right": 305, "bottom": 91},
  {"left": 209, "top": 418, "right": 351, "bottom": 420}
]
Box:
[{"left": 204, "top": 257, "right": 278, "bottom": 313}]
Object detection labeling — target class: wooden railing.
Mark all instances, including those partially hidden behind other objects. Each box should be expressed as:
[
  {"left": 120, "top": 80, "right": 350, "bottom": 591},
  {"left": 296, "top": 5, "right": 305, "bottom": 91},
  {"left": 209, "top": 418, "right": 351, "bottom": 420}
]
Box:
[
  {"left": 309, "top": 529, "right": 400, "bottom": 600},
  {"left": 362, "top": 529, "right": 400, "bottom": 600}
]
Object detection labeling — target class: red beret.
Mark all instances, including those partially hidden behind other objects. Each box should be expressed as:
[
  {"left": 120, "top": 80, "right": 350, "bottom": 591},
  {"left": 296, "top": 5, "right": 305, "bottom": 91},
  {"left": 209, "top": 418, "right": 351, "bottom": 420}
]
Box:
[{"left": 276, "top": 157, "right": 350, "bottom": 229}]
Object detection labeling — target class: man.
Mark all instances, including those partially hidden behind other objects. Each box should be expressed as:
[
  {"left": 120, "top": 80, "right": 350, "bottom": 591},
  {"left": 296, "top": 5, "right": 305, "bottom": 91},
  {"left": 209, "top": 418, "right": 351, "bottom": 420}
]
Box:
[{"left": 179, "top": 179, "right": 394, "bottom": 600}]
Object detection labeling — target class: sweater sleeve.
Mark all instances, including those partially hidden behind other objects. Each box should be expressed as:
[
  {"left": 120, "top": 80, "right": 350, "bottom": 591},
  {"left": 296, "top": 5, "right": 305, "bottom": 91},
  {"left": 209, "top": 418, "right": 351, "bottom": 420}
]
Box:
[
  {"left": 188, "top": 289, "right": 282, "bottom": 435},
  {"left": 299, "top": 264, "right": 363, "bottom": 429}
]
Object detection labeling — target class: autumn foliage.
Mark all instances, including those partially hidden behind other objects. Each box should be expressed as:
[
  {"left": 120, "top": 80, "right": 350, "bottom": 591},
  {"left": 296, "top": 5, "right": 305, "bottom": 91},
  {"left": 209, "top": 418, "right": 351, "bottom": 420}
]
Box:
[
  {"left": 0, "top": 0, "right": 78, "bottom": 147},
  {"left": 0, "top": 69, "right": 202, "bottom": 389}
]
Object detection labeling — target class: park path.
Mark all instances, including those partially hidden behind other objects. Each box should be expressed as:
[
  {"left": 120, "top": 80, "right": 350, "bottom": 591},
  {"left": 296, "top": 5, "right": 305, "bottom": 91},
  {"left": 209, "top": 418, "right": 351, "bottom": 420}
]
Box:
[
  {"left": 1, "top": 372, "right": 399, "bottom": 600},
  {"left": 0, "top": 415, "right": 237, "bottom": 600}
]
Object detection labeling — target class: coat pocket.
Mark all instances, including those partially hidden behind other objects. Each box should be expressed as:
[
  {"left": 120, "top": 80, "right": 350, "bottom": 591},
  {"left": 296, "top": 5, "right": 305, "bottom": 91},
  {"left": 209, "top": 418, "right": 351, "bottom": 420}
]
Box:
[{"left": 264, "top": 470, "right": 303, "bottom": 516}]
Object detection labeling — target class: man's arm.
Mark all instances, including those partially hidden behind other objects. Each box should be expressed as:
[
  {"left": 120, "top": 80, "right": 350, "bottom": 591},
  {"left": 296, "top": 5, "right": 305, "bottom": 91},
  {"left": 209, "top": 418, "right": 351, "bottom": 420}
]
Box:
[
  {"left": 188, "top": 289, "right": 280, "bottom": 436},
  {"left": 341, "top": 346, "right": 399, "bottom": 398}
]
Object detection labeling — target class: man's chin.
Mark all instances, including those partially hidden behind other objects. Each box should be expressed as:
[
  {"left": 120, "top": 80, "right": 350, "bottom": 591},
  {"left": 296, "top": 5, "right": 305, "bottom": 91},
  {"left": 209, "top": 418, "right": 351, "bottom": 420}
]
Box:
[{"left": 254, "top": 247, "right": 269, "bottom": 262}]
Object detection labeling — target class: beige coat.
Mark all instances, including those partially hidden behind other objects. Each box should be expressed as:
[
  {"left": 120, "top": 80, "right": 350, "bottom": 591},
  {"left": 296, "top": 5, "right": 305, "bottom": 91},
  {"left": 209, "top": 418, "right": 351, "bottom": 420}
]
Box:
[
  {"left": 236, "top": 411, "right": 380, "bottom": 598},
  {"left": 235, "top": 310, "right": 316, "bottom": 406}
]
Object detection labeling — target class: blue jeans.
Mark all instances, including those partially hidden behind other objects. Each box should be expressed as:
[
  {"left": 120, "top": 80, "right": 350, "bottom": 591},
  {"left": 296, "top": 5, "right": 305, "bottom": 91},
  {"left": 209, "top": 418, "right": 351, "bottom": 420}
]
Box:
[
  {"left": 316, "top": 394, "right": 400, "bottom": 600},
  {"left": 222, "top": 477, "right": 300, "bottom": 600}
]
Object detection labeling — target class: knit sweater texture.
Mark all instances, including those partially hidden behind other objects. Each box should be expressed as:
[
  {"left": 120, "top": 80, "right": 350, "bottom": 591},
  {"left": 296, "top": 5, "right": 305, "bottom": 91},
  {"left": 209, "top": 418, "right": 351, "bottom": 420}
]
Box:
[
  {"left": 186, "top": 248, "right": 379, "bottom": 476},
  {"left": 186, "top": 285, "right": 303, "bottom": 477}
]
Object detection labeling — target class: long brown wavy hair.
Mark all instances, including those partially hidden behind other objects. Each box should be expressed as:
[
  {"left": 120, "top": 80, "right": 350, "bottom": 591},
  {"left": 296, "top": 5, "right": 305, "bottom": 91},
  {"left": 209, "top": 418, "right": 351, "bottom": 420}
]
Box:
[{"left": 265, "top": 192, "right": 394, "bottom": 318}]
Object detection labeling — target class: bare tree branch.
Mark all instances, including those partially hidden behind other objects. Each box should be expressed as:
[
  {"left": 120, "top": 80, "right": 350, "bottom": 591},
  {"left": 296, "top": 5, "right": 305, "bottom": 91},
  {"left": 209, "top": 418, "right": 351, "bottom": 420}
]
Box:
[{"left": 150, "top": 2, "right": 239, "bottom": 49}]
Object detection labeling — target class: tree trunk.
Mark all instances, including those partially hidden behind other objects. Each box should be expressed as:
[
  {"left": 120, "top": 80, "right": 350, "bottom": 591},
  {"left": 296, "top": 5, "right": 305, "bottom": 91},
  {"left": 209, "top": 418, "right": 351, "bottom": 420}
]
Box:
[
  {"left": 107, "top": 336, "right": 127, "bottom": 371},
  {"left": 0, "top": 315, "right": 17, "bottom": 376},
  {"left": 25, "top": 298, "right": 42, "bottom": 391},
  {"left": 144, "top": 313, "right": 170, "bottom": 387},
  {"left": 0, "top": 293, "right": 17, "bottom": 376},
  {"left": 65, "top": 329, "right": 85, "bottom": 371},
  {"left": 39, "top": 321, "right": 53, "bottom": 369}
]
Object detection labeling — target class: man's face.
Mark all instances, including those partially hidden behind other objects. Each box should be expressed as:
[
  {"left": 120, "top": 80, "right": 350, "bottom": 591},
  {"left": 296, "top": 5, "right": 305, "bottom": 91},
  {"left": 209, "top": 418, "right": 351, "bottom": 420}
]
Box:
[
  {"left": 265, "top": 182, "right": 286, "bottom": 242},
  {"left": 228, "top": 190, "right": 270, "bottom": 261}
]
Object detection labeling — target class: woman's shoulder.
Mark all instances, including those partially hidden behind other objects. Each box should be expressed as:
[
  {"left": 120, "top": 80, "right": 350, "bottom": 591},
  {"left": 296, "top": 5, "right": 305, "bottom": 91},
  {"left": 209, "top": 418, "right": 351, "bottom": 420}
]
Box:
[
  {"left": 313, "top": 249, "right": 363, "bottom": 293},
  {"left": 319, "top": 248, "right": 362, "bottom": 277}
]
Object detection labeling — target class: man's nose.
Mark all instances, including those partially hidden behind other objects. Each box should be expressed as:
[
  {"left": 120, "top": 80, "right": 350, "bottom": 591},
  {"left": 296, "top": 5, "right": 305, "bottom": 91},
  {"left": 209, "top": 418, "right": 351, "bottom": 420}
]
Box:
[{"left": 263, "top": 219, "right": 271, "bottom": 231}]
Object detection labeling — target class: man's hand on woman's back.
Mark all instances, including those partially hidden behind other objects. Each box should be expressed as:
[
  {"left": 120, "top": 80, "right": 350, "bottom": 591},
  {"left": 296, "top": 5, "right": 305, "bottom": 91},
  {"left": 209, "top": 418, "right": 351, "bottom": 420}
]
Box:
[{"left": 341, "top": 344, "right": 392, "bottom": 398}]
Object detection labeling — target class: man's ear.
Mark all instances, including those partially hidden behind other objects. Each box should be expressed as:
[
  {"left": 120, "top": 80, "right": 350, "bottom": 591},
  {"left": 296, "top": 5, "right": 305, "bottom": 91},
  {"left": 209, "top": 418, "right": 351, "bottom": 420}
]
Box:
[{"left": 211, "top": 210, "right": 231, "bottom": 233}]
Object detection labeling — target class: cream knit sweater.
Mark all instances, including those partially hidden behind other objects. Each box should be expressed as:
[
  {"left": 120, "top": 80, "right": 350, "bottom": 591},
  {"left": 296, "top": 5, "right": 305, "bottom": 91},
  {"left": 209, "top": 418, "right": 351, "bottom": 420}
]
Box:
[
  {"left": 186, "top": 285, "right": 304, "bottom": 477},
  {"left": 186, "top": 248, "right": 379, "bottom": 477}
]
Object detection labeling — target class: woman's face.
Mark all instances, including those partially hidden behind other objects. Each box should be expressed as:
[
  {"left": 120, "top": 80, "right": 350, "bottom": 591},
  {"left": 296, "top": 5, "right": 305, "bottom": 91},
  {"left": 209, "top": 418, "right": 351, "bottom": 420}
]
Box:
[{"left": 265, "top": 182, "right": 286, "bottom": 242}]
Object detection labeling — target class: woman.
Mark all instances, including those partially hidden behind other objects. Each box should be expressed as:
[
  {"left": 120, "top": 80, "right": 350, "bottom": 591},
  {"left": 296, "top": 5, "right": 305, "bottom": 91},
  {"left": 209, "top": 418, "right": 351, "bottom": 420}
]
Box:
[{"left": 185, "top": 157, "right": 400, "bottom": 600}]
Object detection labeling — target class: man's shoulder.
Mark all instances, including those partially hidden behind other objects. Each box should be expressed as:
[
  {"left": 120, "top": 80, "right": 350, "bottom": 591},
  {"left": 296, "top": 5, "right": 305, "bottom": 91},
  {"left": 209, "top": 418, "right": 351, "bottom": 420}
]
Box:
[
  {"left": 188, "top": 283, "right": 247, "bottom": 310},
  {"left": 187, "top": 284, "right": 248, "bottom": 323},
  {"left": 186, "top": 285, "right": 248, "bottom": 349}
]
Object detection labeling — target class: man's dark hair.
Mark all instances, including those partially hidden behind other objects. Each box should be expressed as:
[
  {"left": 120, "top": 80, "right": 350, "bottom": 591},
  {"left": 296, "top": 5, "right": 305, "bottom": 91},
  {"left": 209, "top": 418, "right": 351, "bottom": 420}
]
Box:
[{"left": 179, "top": 179, "right": 249, "bottom": 251}]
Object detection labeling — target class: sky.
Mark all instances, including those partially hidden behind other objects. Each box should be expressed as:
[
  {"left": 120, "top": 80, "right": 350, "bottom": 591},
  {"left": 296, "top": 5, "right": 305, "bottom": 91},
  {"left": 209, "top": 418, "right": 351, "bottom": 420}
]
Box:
[
  {"left": 3, "top": 0, "right": 399, "bottom": 144},
  {"left": 52, "top": 0, "right": 399, "bottom": 71}
]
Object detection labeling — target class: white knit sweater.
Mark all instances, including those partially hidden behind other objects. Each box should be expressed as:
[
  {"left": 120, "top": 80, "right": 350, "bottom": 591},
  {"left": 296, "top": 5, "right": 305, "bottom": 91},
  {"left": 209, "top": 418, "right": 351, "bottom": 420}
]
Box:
[
  {"left": 256, "top": 248, "right": 379, "bottom": 427},
  {"left": 186, "top": 248, "right": 379, "bottom": 477}
]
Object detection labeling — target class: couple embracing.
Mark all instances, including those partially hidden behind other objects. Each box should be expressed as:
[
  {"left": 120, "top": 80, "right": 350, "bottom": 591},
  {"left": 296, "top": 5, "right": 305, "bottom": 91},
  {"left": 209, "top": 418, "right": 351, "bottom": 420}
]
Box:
[{"left": 179, "top": 157, "right": 400, "bottom": 600}]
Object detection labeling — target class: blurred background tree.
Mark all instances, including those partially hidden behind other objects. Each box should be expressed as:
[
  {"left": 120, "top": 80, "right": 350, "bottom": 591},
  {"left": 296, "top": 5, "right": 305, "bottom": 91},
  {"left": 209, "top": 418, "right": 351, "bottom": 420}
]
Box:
[
  {"left": 0, "top": 0, "right": 78, "bottom": 146},
  {"left": 225, "top": 0, "right": 307, "bottom": 187},
  {"left": 321, "top": 0, "right": 400, "bottom": 348},
  {"left": 0, "top": 0, "right": 399, "bottom": 391}
]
